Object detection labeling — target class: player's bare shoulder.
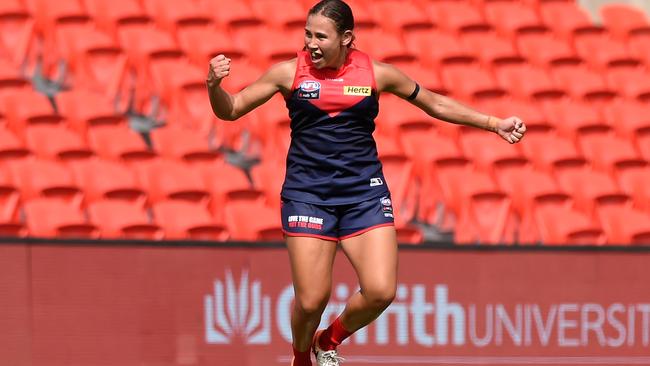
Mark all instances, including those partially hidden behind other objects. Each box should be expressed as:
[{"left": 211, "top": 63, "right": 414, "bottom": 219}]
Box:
[
  {"left": 266, "top": 58, "right": 298, "bottom": 95},
  {"left": 371, "top": 60, "right": 408, "bottom": 93}
]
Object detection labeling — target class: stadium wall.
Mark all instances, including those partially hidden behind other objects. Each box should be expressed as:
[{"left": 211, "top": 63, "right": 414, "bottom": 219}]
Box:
[{"left": 1, "top": 240, "right": 650, "bottom": 366}]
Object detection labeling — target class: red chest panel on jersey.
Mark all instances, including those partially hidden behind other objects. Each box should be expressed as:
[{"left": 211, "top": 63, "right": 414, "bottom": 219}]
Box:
[{"left": 290, "top": 49, "right": 377, "bottom": 117}]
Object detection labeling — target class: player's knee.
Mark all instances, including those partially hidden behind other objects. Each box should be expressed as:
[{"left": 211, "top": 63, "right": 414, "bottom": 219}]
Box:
[
  {"left": 295, "top": 294, "right": 329, "bottom": 316},
  {"left": 364, "top": 285, "right": 396, "bottom": 310}
]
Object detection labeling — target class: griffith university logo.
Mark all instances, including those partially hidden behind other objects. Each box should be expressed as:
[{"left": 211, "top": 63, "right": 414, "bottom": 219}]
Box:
[{"left": 204, "top": 269, "right": 271, "bottom": 344}]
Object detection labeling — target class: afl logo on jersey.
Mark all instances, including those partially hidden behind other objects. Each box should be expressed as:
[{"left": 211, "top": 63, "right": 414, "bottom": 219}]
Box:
[{"left": 297, "top": 80, "right": 321, "bottom": 100}]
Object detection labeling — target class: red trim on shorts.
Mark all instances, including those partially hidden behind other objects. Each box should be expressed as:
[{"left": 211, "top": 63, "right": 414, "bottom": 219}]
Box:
[
  {"left": 282, "top": 229, "right": 338, "bottom": 242},
  {"left": 338, "top": 223, "right": 395, "bottom": 240}
]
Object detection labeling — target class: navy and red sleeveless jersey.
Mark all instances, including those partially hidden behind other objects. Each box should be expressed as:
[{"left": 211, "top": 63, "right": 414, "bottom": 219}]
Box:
[{"left": 281, "top": 49, "right": 389, "bottom": 205}]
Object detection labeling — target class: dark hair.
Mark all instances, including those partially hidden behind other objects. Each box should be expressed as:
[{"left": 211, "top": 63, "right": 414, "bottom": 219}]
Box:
[{"left": 308, "top": 0, "right": 355, "bottom": 47}]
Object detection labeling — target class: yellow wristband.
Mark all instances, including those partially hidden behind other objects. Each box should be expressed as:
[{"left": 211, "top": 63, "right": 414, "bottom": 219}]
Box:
[{"left": 487, "top": 116, "right": 498, "bottom": 132}]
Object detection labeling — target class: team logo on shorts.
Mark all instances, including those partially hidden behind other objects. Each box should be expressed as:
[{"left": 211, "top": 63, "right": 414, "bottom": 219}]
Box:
[
  {"left": 370, "top": 177, "right": 384, "bottom": 187},
  {"left": 297, "top": 80, "right": 321, "bottom": 100},
  {"left": 380, "top": 196, "right": 394, "bottom": 218}
]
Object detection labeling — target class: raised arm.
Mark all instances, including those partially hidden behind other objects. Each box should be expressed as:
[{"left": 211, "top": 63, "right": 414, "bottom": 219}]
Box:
[
  {"left": 373, "top": 61, "right": 525, "bottom": 144},
  {"left": 206, "top": 55, "right": 295, "bottom": 121}
]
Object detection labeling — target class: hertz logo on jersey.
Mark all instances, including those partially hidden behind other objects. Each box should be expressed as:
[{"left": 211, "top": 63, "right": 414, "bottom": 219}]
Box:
[{"left": 343, "top": 86, "right": 372, "bottom": 96}]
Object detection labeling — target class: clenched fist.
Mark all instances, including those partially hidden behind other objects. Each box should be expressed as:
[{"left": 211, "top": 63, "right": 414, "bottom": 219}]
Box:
[
  {"left": 207, "top": 54, "right": 231, "bottom": 86},
  {"left": 495, "top": 116, "right": 526, "bottom": 144}
]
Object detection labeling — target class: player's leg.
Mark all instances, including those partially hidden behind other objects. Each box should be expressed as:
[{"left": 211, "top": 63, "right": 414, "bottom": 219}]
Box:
[
  {"left": 316, "top": 225, "right": 398, "bottom": 351},
  {"left": 282, "top": 199, "right": 340, "bottom": 365},
  {"left": 287, "top": 235, "right": 337, "bottom": 353},
  {"left": 314, "top": 195, "right": 398, "bottom": 355}
]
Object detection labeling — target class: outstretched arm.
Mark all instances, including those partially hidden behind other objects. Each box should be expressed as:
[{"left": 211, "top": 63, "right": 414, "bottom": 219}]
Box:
[
  {"left": 374, "top": 61, "right": 526, "bottom": 144},
  {"left": 206, "top": 55, "right": 295, "bottom": 121}
]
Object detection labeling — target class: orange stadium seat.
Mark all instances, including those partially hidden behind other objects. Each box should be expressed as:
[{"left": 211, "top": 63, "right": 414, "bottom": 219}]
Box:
[
  {"left": 572, "top": 30, "right": 640, "bottom": 70},
  {"left": 116, "top": 23, "right": 183, "bottom": 74},
  {"left": 519, "top": 129, "right": 585, "bottom": 172},
  {"left": 531, "top": 204, "right": 606, "bottom": 245},
  {"left": 0, "top": 59, "right": 31, "bottom": 97},
  {"left": 0, "top": 3, "right": 33, "bottom": 65},
  {"left": 82, "top": 0, "right": 150, "bottom": 36},
  {"left": 168, "top": 82, "right": 218, "bottom": 133},
  {"left": 54, "top": 25, "right": 122, "bottom": 70},
  {"left": 24, "top": 198, "right": 99, "bottom": 238},
  {"left": 403, "top": 30, "right": 476, "bottom": 68},
  {"left": 176, "top": 26, "right": 245, "bottom": 67},
  {"left": 606, "top": 65, "right": 650, "bottom": 100},
  {"left": 0, "top": 169, "right": 21, "bottom": 223},
  {"left": 151, "top": 127, "right": 222, "bottom": 165},
  {"left": 378, "top": 94, "right": 433, "bottom": 135},
  {"left": 370, "top": 0, "right": 433, "bottom": 33},
  {"left": 549, "top": 63, "right": 617, "bottom": 100},
  {"left": 380, "top": 154, "right": 423, "bottom": 244},
  {"left": 253, "top": 94, "right": 290, "bottom": 149},
  {"left": 553, "top": 161, "right": 629, "bottom": 214},
  {"left": 577, "top": 131, "right": 645, "bottom": 172},
  {"left": 373, "top": 130, "right": 405, "bottom": 156},
  {"left": 8, "top": 158, "right": 84, "bottom": 207},
  {"left": 354, "top": 28, "right": 416, "bottom": 64},
  {"left": 628, "top": 33, "right": 650, "bottom": 66},
  {"left": 424, "top": 0, "right": 491, "bottom": 34},
  {"left": 380, "top": 154, "right": 420, "bottom": 225},
  {"left": 494, "top": 162, "right": 567, "bottom": 216},
  {"left": 594, "top": 197, "right": 650, "bottom": 244},
  {"left": 539, "top": 1, "right": 601, "bottom": 39},
  {"left": 494, "top": 63, "right": 565, "bottom": 100},
  {"left": 232, "top": 27, "right": 299, "bottom": 68},
  {"left": 87, "top": 125, "right": 156, "bottom": 163},
  {"left": 3, "top": 89, "right": 61, "bottom": 133},
  {"left": 460, "top": 31, "right": 523, "bottom": 68},
  {"left": 337, "top": 0, "right": 378, "bottom": 29},
  {"left": 141, "top": 0, "right": 213, "bottom": 33},
  {"left": 637, "top": 130, "right": 650, "bottom": 163},
  {"left": 24, "top": 0, "right": 90, "bottom": 35},
  {"left": 250, "top": 158, "right": 285, "bottom": 209},
  {"left": 540, "top": 99, "right": 608, "bottom": 138},
  {"left": 199, "top": 0, "right": 262, "bottom": 29},
  {"left": 200, "top": 160, "right": 258, "bottom": 215},
  {"left": 458, "top": 127, "right": 527, "bottom": 171},
  {"left": 223, "top": 195, "right": 284, "bottom": 241},
  {"left": 145, "top": 59, "right": 205, "bottom": 107},
  {"left": 24, "top": 125, "right": 94, "bottom": 161},
  {"left": 219, "top": 62, "right": 264, "bottom": 93},
  {"left": 73, "top": 45, "right": 128, "bottom": 100},
  {"left": 600, "top": 3, "right": 650, "bottom": 40},
  {"left": 483, "top": 1, "right": 548, "bottom": 37},
  {"left": 397, "top": 63, "right": 446, "bottom": 94},
  {"left": 249, "top": 0, "right": 306, "bottom": 30},
  {"left": 615, "top": 161, "right": 650, "bottom": 211},
  {"left": 68, "top": 158, "right": 147, "bottom": 207},
  {"left": 134, "top": 159, "right": 211, "bottom": 206},
  {"left": 152, "top": 200, "right": 229, "bottom": 240},
  {"left": 56, "top": 90, "right": 126, "bottom": 133},
  {"left": 516, "top": 32, "right": 582, "bottom": 68},
  {"left": 0, "top": 126, "right": 31, "bottom": 162},
  {"left": 88, "top": 200, "right": 164, "bottom": 239},
  {"left": 440, "top": 63, "right": 506, "bottom": 100},
  {"left": 421, "top": 159, "right": 501, "bottom": 229},
  {"left": 400, "top": 126, "right": 465, "bottom": 174},
  {"left": 603, "top": 99, "right": 650, "bottom": 138},
  {"left": 454, "top": 192, "right": 519, "bottom": 245}
]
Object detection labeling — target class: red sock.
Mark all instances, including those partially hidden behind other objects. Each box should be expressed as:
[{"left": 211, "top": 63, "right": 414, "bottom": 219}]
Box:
[
  {"left": 292, "top": 345, "right": 312, "bottom": 366},
  {"left": 318, "top": 317, "right": 353, "bottom": 351}
]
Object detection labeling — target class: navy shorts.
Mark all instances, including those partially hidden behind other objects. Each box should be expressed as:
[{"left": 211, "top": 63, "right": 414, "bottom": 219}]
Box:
[{"left": 281, "top": 194, "right": 395, "bottom": 241}]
